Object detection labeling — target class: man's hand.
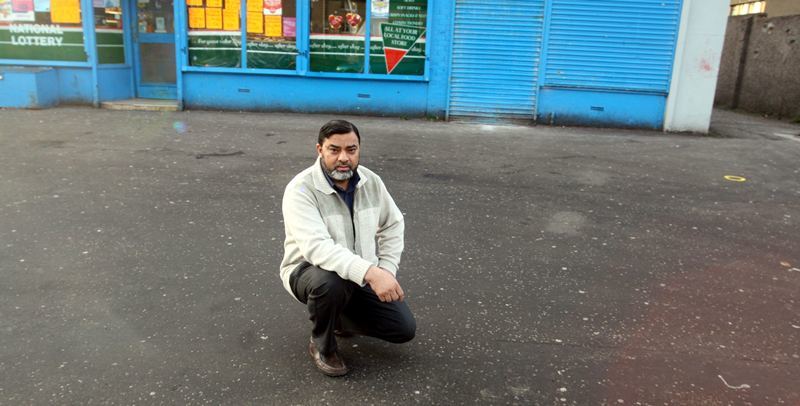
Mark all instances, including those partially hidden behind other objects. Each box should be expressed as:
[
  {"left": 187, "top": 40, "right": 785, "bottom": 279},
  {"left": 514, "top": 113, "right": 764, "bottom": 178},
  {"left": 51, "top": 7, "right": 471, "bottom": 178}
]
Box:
[{"left": 364, "top": 266, "right": 404, "bottom": 302}]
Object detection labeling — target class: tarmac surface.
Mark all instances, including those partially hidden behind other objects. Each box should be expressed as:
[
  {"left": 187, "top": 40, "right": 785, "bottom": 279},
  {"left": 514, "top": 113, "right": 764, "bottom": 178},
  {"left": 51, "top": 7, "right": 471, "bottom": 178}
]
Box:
[{"left": 0, "top": 107, "right": 798, "bottom": 405}]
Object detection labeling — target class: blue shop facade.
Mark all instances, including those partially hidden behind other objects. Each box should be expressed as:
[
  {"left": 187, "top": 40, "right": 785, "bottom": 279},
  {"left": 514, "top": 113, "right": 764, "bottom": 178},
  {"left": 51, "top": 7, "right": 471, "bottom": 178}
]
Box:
[{"left": 1, "top": 0, "right": 687, "bottom": 129}]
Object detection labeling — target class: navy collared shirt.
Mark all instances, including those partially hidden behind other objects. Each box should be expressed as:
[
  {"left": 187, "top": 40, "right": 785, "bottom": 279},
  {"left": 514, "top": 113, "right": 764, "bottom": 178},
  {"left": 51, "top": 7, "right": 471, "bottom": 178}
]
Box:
[{"left": 323, "top": 165, "right": 360, "bottom": 217}]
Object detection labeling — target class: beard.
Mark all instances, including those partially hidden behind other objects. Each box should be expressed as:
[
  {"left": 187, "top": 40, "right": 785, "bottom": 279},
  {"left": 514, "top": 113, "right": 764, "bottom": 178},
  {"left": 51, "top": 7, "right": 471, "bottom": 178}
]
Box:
[{"left": 327, "top": 163, "right": 355, "bottom": 181}]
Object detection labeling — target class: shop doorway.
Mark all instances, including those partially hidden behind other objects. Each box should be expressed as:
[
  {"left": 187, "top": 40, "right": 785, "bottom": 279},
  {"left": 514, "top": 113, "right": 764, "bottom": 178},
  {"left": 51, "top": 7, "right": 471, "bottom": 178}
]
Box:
[{"left": 131, "top": 0, "right": 177, "bottom": 99}]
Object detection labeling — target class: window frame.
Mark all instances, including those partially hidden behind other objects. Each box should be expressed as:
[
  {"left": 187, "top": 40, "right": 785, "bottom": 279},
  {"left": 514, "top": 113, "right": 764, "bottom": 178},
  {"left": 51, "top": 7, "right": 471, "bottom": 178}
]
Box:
[{"left": 179, "top": 0, "right": 430, "bottom": 81}]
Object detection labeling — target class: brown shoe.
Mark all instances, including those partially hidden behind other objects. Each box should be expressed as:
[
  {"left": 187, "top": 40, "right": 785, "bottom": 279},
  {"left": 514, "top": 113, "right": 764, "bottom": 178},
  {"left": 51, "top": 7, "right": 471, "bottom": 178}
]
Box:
[
  {"left": 333, "top": 329, "right": 354, "bottom": 337},
  {"left": 308, "top": 338, "right": 348, "bottom": 377}
]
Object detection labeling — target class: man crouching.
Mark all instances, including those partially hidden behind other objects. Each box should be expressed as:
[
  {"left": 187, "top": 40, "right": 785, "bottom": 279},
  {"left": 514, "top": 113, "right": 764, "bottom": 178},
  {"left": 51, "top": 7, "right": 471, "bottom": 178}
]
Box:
[{"left": 280, "top": 119, "right": 416, "bottom": 376}]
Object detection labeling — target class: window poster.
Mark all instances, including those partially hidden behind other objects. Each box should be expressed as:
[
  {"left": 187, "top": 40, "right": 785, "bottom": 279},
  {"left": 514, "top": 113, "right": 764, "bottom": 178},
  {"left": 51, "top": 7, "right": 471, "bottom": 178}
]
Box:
[
  {"left": 389, "top": 0, "right": 425, "bottom": 27},
  {"left": 380, "top": 22, "right": 423, "bottom": 74},
  {"left": 188, "top": 6, "right": 205, "bottom": 28},
  {"left": 0, "top": 0, "right": 14, "bottom": 21},
  {"left": 245, "top": 0, "right": 259, "bottom": 13},
  {"left": 206, "top": 0, "right": 220, "bottom": 8},
  {"left": 222, "top": 8, "right": 238, "bottom": 31},
  {"left": 262, "top": 0, "right": 279, "bottom": 15},
  {"left": 12, "top": 0, "right": 33, "bottom": 13},
  {"left": 0, "top": 0, "right": 35, "bottom": 21},
  {"left": 263, "top": 14, "right": 279, "bottom": 36},
  {"left": 33, "top": 0, "right": 48, "bottom": 11},
  {"left": 245, "top": 10, "right": 261, "bottom": 33},
  {"left": 371, "top": 0, "right": 388, "bottom": 19},
  {"left": 50, "top": 0, "right": 80, "bottom": 23},
  {"left": 282, "top": 15, "right": 294, "bottom": 37},
  {"left": 205, "top": 6, "right": 221, "bottom": 29}
]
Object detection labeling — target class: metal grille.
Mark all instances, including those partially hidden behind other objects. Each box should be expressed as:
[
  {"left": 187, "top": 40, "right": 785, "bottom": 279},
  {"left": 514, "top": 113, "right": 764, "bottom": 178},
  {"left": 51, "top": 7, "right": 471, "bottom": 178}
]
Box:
[
  {"left": 544, "top": 0, "right": 683, "bottom": 93},
  {"left": 448, "top": 0, "right": 546, "bottom": 119}
]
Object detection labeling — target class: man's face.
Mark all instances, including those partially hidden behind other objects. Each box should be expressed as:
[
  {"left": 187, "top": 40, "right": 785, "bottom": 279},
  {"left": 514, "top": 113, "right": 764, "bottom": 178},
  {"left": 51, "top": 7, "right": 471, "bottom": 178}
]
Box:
[{"left": 317, "top": 131, "right": 360, "bottom": 182}]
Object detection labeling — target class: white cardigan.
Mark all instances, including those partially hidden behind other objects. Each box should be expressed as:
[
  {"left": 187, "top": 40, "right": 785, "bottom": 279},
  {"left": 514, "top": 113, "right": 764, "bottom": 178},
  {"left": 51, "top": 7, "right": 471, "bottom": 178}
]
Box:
[{"left": 280, "top": 158, "right": 405, "bottom": 299}]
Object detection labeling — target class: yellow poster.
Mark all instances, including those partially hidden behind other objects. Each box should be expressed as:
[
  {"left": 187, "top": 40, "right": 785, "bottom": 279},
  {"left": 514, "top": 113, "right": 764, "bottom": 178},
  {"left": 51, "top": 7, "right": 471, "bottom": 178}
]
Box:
[
  {"left": 50, "top": 0, "right": 81, "bottom": 24},
  {"left": 246, "top": 0, "right": 260, "bottom": 13},
  {"left": 246, "top": 11, "right": 262, "bottom": 33},
  {"left": 205, "top": 7, "right": 222, "bottom": 29},
  {"left": 188, "top": 7, "right": 205, "bottom": 29},
  {"left": 264, "top": 14, "right": 280, "bottom": 37},
  {"left": 223, "top": 10, "right": 239, "bottom": 31},
  {"left": 186, "top": 0, "right": 203, "bottom": 6},
  {"left": 206, "top": 0, "right": 222, "bottom": 7},
  {"left": 225, "top": 0, "right": 240, "bottom": 11}
]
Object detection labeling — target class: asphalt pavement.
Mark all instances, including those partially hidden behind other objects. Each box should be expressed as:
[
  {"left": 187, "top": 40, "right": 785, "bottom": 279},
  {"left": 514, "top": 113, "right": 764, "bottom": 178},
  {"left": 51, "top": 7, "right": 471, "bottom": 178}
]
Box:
[{"left": 0, "top": 107, "right": 798, "bottom": 405}]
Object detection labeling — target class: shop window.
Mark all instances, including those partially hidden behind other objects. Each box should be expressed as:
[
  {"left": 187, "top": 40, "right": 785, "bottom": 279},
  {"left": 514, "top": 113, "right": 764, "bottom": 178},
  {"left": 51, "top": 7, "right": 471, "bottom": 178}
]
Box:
[
  {"left": 246, "top": 0, "right": 296, "bottom": 69},
  {"left": 181, "top": 0, "right": 428, "bottom": 76},
  {"left": 730, "top": 1, "right": 765, "bottom": 16},
  {"left": 0, "top": 0, "right": 87, "bottom": 62},
  {"left": 310, "top": 0, "right": 426, "bottom": 75},
  {"left": 95, "top": 0, "right": 124, "bottom": 64},
  {"left": 187, "top": 0, "right": 242, "bottom": 67},
  {"left": 310, "top": 0, "right": 366, "bottom": 73},
  {"left": 369, "top": 0, "right": 425, "bottom": 75}
]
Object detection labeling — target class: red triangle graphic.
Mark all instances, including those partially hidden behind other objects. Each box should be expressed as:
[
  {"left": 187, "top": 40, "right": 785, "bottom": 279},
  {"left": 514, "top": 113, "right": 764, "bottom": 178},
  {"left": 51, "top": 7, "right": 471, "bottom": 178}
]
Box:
[{"left": 384, "top": 48, "right": 408, "bottom": 74}]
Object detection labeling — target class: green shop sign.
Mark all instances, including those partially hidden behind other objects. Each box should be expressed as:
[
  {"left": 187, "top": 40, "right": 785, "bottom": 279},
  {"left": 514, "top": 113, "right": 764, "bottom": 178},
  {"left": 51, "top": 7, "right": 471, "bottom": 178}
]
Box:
[
  {"left": 389, "top": 0, "right": 426, "bottom": 27},
  {"left": 247, "top": 39, "right": 296, "bottom": 70},
  {"left": 309, "top": 36, "right": 424, "bottom": 75},
  {"left": 379, "top": 23, "right": 424, "bottom": 74},
  {"left": 188, "top": 33, "right": 241, "bottom": 68},
  {"left": 188, "top": 33, "right": 298, "bottom": 69},
  {"left": 0, "top": 24, "right": 87, "bottom": 61}
]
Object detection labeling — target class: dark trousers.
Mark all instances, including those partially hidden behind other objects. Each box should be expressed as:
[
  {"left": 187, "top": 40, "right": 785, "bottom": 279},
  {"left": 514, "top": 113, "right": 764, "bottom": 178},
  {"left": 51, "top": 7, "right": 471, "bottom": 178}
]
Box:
[{"left": 290, "top": 263, "right": 416, "bottom": 356}]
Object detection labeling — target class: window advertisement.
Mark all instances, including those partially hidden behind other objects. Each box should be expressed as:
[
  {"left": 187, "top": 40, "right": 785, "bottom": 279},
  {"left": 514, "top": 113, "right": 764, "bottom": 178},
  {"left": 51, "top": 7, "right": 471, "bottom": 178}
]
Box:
[
  {"left": 370, "top": 0, "right": 425, "bottom": 75},
  {"left": 309, "top": 0, "right": 365, "bottom": 73},
  {"left": 95, "top": 0, "right": 123, "bottom": 64},
  {"left": 187, "top": 0, "right": 241, "bottom": 67},
  {"left": 0, "top": 0, "right": 87, "bottom": 61},
  {"left": 246, "top": 0, "right": 297, "bottom": 69}
]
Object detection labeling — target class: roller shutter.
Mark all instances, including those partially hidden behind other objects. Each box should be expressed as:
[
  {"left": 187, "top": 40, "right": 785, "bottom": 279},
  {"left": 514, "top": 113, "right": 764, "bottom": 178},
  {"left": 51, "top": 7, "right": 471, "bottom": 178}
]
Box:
[
  {"left": 448, "top": 0, "right": 546, "bottom": 120},
  {"left": 543, "top": 0, "right": 683, "bottom": 93}
]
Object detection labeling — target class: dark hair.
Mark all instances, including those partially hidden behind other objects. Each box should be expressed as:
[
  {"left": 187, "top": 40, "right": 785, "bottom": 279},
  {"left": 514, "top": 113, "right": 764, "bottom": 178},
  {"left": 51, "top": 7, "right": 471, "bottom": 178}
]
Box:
[{"left": 318, "top": 120, "right": 360, "bottom": 145}]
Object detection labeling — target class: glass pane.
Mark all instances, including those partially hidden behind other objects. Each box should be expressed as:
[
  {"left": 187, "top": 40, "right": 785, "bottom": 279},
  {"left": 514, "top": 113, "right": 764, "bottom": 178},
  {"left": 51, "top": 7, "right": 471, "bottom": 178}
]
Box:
[
  {"left": 140, "top": 42, "right": 176, "bottom": 83},
  {"left": 310, "top": 0, "right": 366, "bottom": 73},
  {"left": 187, "top": 0, "right": 242, "bottom": 67},
  {"left": 0, "top": 0, "right": 87, "bottom": 62},
  {"left": 246, "top": 0, "right": 297, "bottom": 69},
  {"left": 370, "top": 0, "right": 426, "bottom": 75},
  {"left": 137, "top": 0, "right": 173, "bottom": 33},
  {"left": 95, "top": 0, "right": 124, "bottom": 64}
]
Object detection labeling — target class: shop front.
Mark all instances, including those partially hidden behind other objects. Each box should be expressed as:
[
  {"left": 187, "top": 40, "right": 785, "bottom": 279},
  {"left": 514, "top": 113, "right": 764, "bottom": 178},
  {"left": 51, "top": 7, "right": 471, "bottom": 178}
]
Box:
[
  {"left": 1, "top": 0, "right": 451, "bottom": 115},
  {"left": 1, "top": 0, "right": 726, "bottom": 132},
  {"left": 0, "top": 0, "right": 130, "bottom": 105},
  {"left": 179, "top": 0, "right": 450, "bottom": 116}
]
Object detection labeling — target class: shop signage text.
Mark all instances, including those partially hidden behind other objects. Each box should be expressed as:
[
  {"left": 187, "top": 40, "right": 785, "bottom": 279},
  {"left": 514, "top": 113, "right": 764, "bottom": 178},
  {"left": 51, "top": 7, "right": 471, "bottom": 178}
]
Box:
[{"left": 8, "top": 23, "right": 65, "bottom": 46}]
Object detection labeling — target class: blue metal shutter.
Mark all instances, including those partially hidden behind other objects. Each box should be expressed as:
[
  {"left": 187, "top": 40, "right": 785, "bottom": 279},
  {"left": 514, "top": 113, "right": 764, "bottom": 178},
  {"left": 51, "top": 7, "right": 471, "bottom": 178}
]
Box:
[
  {"left": 544, "top": 0, "right": 682, "bottom": 93},
  {"left": 448, "top": 0, "right": 546, "bottom": 119}
]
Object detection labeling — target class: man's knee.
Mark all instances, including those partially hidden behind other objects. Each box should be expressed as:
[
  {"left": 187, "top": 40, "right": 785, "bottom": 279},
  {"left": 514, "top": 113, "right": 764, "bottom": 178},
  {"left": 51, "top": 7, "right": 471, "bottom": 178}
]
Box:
[
  {"left": 308, "top": 268, "right": 351, "bottom": 300},
  {"left": 387, "top": 314, "right": 416, "bottom": 343}
]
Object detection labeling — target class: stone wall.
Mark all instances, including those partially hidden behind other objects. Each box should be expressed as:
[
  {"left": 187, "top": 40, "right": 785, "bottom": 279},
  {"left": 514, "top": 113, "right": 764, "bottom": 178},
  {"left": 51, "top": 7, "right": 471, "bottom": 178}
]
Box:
[{"left": 715, "top": 14, "right": 800, "bottom": 119}]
